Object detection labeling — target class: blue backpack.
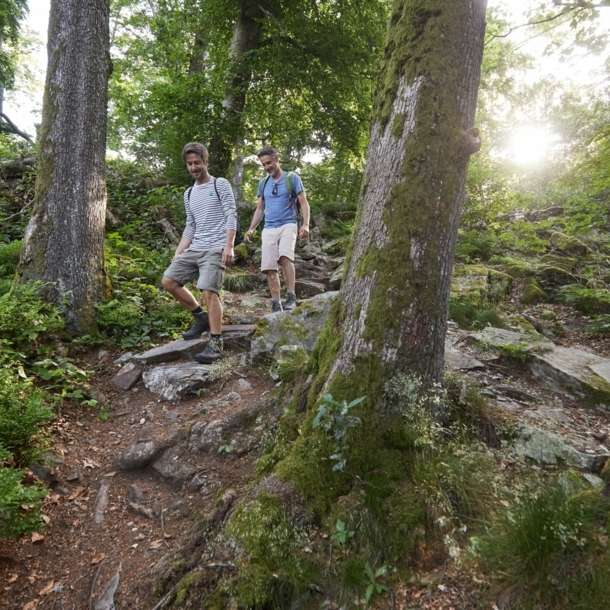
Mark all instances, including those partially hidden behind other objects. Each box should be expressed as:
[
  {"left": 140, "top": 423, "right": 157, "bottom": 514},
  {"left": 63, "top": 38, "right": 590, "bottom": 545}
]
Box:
[{"left": 187, "top": 177, "right": 243, "bottom": 246}]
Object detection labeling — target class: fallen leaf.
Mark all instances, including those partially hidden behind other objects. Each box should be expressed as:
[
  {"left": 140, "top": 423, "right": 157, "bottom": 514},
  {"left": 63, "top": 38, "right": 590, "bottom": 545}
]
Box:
[
  {"left": 8, "top": 574, "right": 18, "bottom": 584},
  {"left": 91, "top": 553, "right": 106, "bottom": 565},
  {"left": 105, "top": 471, "right": 116, "bottom": 477},
  {"left": 39, "top": 581, "right": 54, "bottom": 596},
  {"left": 163, "top": 532, "right": 173, "bottom": 539},
  {"left": 23, "top": 601, "right": 38, "bottom": 610},
  {"left": 41, "top": 514, "right": 50, "bottom": 525},
  {"left": 149, "top": 540, "right": 163, "bottom": 550},
  {"left": 31, "top": 532, "right": 45, "bottom": 543},
  {"left": 27, "top": 572, "right": 38, "bottom": 584},
  {"left": 67, "top": 486, "right": 84, "bottom": 501}
]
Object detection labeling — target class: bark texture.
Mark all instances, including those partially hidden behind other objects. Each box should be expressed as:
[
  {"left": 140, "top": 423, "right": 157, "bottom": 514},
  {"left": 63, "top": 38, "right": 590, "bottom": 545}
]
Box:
[
  {"left": 18, "top": 0, "right": 110, "bottom": 334},
  {"left": 208, "top": 0, "right": 263, "bottom": 186},
  {"left": 318, "top": 0, "right": 488, "bottom": 412}
]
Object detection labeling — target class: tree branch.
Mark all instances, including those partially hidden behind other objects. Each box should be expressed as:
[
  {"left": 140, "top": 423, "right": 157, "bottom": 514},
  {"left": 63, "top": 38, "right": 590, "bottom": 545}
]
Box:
[
  {"left": 0, "top": 113, "right": 33, "bottom": 143},
  {"left": 485, "top": 6, "right": 585, "bottom": 45}
]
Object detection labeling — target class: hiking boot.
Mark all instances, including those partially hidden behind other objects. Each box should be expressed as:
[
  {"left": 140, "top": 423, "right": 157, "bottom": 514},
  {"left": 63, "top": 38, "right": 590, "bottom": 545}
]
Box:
[
  {"left": 183, "top": 311, "right": 210, "bottom": 340},
  {"left": 194, "top": 336, "right": 223, "bottom": 364},
  {"left": 271, "top": 299, "right": 283, "bottom": 313},
  {"left": 284, "top": 293, "right": 297, "bottom": 311}
]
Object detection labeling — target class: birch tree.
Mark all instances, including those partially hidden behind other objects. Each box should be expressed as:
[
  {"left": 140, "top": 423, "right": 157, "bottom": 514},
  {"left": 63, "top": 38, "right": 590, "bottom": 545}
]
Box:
[{"left": 17, "top": 0, "right": 110, "bottom": 334}]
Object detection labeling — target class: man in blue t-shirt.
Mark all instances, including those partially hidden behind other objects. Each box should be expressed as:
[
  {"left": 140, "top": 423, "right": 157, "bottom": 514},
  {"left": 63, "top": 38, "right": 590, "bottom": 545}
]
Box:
[{"left": 244, "top": 146, "right": 311, "bottom": 312}]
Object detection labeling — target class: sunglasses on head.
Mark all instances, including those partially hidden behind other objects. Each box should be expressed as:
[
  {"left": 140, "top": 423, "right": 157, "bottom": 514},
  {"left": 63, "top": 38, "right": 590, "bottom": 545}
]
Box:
[{"left": 272, "top": 182, "right": 278, "bottom": 196}]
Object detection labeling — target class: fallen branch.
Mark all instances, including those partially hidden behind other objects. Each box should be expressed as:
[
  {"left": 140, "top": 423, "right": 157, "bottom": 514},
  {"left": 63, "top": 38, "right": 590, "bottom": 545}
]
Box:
[
  {"left": 127, "top": 499, "right": 155, "bottom": 519},
  {"left": 156, "top": 218, "right": 181, "bottom": 245}
]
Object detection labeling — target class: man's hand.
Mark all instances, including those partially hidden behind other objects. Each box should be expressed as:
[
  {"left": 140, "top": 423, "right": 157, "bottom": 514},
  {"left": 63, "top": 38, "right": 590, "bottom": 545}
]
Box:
[
  {"left": 298, "top": 225, "right": 310, "bottom": 240},
  {"left": 222, "top": 246, "right": 234, "bottom": 266},
  {"left": 172, "top": 251, "right": 183, "bottom": 262},
  {"left": 244, "top": 229, "right": 254, "bottom": 243}
]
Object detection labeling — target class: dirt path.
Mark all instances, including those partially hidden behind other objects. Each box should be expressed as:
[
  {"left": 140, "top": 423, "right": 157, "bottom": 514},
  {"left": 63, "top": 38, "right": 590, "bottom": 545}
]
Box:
[{"left": 0, "top": 351, "right": 275, "bottom": 610}]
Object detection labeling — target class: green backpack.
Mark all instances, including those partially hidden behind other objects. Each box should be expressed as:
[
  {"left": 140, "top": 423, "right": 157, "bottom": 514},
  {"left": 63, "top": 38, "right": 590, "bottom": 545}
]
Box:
[{"left": 258, "top": 171, "right": 302, "bottom": 227}]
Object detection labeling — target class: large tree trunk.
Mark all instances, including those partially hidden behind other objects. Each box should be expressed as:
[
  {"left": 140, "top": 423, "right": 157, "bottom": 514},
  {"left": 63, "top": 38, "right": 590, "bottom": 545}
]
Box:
[
  {"left": 313, "top": 0, "right": 487, "bottom": 413},
  {"left": 208, "top": 0, "right": 263, "bottom": 191},
  {"left": 17, "top": 0, "right": 110, "bottom": 335}
]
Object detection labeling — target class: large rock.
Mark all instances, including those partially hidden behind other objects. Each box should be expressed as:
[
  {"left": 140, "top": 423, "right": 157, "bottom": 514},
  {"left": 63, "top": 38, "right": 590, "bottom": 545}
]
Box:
[
  {"left": 295, "top": 279, "right": 326, "bottom": 298},
  {"left": 511, "top": 425, "right": 609, "bottom": 472},
  {"left": 471, "top": 326, "right": 610, "bottom": 407},
  {"left": 143, "top": 362, "right": 211, "bottom": 401},
  {"left": 444, "top": 339, "right": 485, "bottom": 370},
  {"left": 251, "top": 291, "right": 339, "bottom": 358}
]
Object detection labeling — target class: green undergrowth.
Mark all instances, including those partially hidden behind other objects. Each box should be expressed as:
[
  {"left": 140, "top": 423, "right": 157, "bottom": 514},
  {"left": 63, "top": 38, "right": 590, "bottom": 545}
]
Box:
[
  {"left": 473, "top": 477, "right": 610, "bottom": 609},
  {"left": 449, "top": 301, "right": 506, "bottom": 330},
  {"left": 240, "top": 373, "right": 505, "bottom": 607}
]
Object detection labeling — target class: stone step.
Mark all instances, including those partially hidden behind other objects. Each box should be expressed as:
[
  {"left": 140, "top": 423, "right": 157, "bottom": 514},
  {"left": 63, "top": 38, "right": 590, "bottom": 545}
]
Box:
[{"left": 132, "top": 324, "right": 255, "bottom": 365}]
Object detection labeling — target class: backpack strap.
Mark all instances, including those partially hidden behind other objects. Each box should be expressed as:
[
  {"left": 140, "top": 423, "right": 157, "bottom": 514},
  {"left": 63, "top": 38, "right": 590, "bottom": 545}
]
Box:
[
  {"left": 187, "top": 179, "right": 220, "bottom": 201},
  {"left": 259, "top": 176, "right": 271, "bottom": 205}
]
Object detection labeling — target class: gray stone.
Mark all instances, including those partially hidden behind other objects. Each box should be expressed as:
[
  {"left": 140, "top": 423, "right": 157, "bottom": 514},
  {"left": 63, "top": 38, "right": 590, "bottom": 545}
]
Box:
[
  {"left": 582, "top": 473, "right": 604, "bottom": 487},
  {"left": 112, "top": 363, "right": 142, "bottom": 390},
  {"left": 151, "top": 445, "right": 198, "bottom": 481},
  {"left": 444, "top": 339, "right": 484, "bottom": 370},
  {"left": 189, "top": 420, "right": 226, "bottom": 454},
  {"left": 471, "top": 326, "right": 553, "bottom": 351},
  {"left": 495, "top": 385, "right": 538, "bottom": 403},
  {"left": 113, "top": 441, "right": 166, "bottom": 471},
  {"left": 236, "top": 378, "right": 252, "bottom": 391},
  {"left": 328, "top": 264, "right": 344, "bottom": 291},
  {"left": 133, "top": 338, "right": 204, "bottom": 365},
  {"left": 312, "top": 212, "right": 327, "bottom": 230},
  {"left": 510, "top": 425, "right": 609, "bottom": 472},
  {"left": 114, "top": 352, "right": 133, "bottom": 364},
  {"left": 251, "top": 291, "right": 339, "bottom": 359},
  {"left": 143, "top": 362, "right": 211, "bottom": 401},
  {"left": 194, "top": 392, "right": 241, "bottom": 415},
  {"left": 295, "top": 279, "right": 326, "bottom": 298}
]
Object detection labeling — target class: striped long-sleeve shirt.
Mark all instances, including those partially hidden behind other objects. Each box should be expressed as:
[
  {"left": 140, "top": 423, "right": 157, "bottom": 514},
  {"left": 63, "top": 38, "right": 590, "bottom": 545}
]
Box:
[{"left": 183, "top": 177, "right": 237, "bottom": 251}]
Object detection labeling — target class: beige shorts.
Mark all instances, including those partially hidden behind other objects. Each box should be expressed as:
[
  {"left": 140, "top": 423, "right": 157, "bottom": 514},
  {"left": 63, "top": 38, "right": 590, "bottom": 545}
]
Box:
[
  {"left": 261, "top": 223, "right": 298, "bottom": 272},
  {"left": 163, "top": 249, "right": 225, "bottom": 293}
]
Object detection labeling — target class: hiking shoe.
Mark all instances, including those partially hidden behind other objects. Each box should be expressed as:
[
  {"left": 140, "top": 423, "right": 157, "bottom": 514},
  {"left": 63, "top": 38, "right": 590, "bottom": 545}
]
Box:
[
  {"left": 194, "top": 336, "right": 223, "bottom": 364},
  {"left": 271, "top": 300, "right": 283, "bottom": 313},
  {"left": 183, "top": 312, "right": 210, "bottom": 340},
  {"left": 284, "top": 293, "right": 297, "bottom": 311}
]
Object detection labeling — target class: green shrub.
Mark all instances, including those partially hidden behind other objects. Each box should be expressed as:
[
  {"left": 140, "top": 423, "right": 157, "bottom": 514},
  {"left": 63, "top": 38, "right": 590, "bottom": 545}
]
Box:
[
  {"left": 0, "top": 368, "right": 53, "bottom": 452},
  {"left": 455, "top": 229, "right": 499, "bottom": 262},
  {"left": 0, "top": 240, "right": 22, "bottom": 278},
  {"left": 0, "top": 463, "right": 47, "bottom": 538},
  {"left": 557, "top": 284, "right": 610, "bottom": 314},
  {"left": 0, "top": 282, "right": 64, "bottom": 358},
  {"left": 474, "top": 481, "right": 610, "bottom": 608},
  {"left": 449, "top": 301, "right": 505, "bottom": 330}
]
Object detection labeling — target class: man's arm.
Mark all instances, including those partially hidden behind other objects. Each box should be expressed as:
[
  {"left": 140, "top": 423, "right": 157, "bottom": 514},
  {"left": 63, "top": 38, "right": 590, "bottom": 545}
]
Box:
[
  {"left": 218, "top": 178, "right": 237, "bottom": 266},
  {"left": 244, "top": 197, "right": 265, "bottom": 242},
  {"left": 172, "top": 236, "right": 192, "bottom": 261},
  {"left": 297, "top": 191, "right": 310, "bottom": 239}
]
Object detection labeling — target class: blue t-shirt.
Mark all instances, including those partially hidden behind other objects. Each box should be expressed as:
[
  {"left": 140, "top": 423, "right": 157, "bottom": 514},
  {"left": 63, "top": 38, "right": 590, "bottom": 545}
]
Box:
[{"left": 257, "top": 171, "right": 304, "bottom": 229}]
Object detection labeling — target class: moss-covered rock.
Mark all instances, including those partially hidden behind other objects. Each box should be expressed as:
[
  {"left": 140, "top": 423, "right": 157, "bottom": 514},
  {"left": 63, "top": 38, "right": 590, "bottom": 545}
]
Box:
[
  {"left": 520, "top": 277, "right": 548, "bottom": 305},
  {"left": 550, "top": 232, "right": 589, "bottom": 257},
  {"left": 539, "top": 254, "right": 576, "bottom": 272},
  {"left": 451, "top": 264, "right": 513, "bottom": 307}
]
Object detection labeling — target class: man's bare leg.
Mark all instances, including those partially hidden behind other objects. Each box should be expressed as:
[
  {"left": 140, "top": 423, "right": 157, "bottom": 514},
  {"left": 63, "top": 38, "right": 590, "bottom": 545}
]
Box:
[
  {"left": 202, "top": 290, "right": 223, "bottom": 335},
  {"left": 279, "top": 256, "right": 295, "bottom": 291},
  {"left": 161, "top": 277, "right": 200, "bottom": 310},
  {"left": 264, "top": 270, "right": 281, "bottom": 299}
]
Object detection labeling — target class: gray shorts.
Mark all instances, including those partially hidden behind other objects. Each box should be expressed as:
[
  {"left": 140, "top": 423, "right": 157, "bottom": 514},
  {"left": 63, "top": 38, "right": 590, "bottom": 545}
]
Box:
[{"left": 163, "top": 249, "right": 225, "bottom": 293}]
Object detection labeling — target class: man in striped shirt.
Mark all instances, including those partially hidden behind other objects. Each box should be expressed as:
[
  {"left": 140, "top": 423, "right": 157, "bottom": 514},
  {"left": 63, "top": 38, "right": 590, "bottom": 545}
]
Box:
[{"left": 161, "top": 142, "right": 237, "bottom": 364}]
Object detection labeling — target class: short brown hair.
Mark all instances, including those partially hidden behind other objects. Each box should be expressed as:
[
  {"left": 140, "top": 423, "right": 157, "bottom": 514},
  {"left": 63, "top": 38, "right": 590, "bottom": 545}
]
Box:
[
  {"left": 256, "top": 146, "right": 279, "bottom": 159},
  {"left": 182, "top": 142, "right": 209, "bottom": 162}
]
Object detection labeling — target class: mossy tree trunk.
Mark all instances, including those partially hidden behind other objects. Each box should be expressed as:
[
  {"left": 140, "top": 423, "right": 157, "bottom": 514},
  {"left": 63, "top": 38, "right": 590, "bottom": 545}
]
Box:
[
  {"left": 312, "top": 0, "right": 487, "bottom": 413},
  {"left": 17, "top": 0, "right": 110, "bottom": 335},
  {"left": 208, "top": 0, "right": 263, "bottom": 196}
]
